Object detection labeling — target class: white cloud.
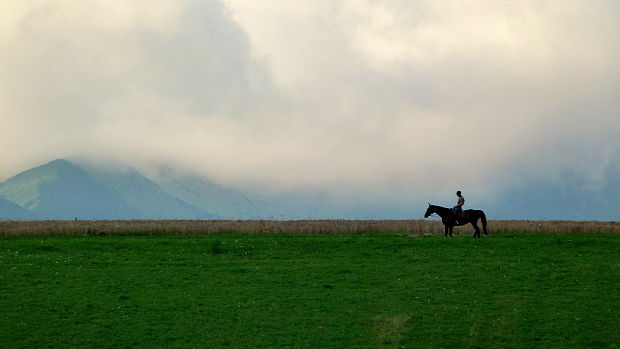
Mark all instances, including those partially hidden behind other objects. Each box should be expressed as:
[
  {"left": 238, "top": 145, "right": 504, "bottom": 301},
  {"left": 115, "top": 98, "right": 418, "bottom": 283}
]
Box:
[{"left": 1, "top": 0, "right": 618, "bottom": 202}]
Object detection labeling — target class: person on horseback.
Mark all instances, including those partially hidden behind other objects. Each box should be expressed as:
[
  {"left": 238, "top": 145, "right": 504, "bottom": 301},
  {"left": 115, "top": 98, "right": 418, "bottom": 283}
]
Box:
[{"left": 453, "top": 191, "right": 464, "bottom": 222}]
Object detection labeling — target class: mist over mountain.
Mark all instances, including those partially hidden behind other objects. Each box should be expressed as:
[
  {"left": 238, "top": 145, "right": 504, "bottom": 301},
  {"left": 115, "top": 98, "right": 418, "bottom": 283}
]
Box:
[
  {"left": 0, "top": 159, "right": 309, "bottom": 220},
  {"left": 0, "top": 160, "right": 215, "bottom": 220},
  {"left": 0, "top": 159, "right": 617, "bottom": 221},
  {"left": 0, "top": 160, "right": 137, "bottom": 219},
  {"left": 148, "top": 168, "right": 267, "bottom": 219},
  {"left": 83, "top": 165, "right": 215, "bottom": 220}
]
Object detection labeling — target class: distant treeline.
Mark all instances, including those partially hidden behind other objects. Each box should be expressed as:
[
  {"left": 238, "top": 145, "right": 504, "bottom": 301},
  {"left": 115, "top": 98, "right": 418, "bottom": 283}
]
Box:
[{"left": 0, "top": 220, "right": 618, "bottom": 237}]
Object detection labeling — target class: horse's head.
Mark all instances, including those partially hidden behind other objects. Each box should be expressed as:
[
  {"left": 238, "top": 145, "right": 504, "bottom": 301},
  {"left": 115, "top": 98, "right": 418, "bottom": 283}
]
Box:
[{"left": 424, "top": 204, "right": 435, "bottom": 218}]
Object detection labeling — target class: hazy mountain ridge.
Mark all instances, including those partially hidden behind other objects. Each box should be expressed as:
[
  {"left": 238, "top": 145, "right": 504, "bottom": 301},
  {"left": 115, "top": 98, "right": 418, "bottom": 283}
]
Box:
[
  {"left": 0, "top": 160, "right": 138, "bottom": 219},
  {"left": 0, "top": 158, "right": 618, "bottom": 221},
  {"left": 0, "top": 159, "right": 312, "bottom": 220},
  {"left": 0, "top": 160, "right": 217, "bottom": 220},
  {"left": 0, "top": 159, "right": 288, "bottom": 220},
  {"left": 148, "top": 168, "right": 263, "bottom": 219},
  {"left": 0, "top": 196, "right": 32, "bottom": 219},
  {"left": 83, "top": 165, "right": 216, "bottom": 219}
]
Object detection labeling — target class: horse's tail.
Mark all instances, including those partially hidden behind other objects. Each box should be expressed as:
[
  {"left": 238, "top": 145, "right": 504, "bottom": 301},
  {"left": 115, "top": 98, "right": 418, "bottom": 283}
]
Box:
[{"left": 480, "top": 211, "right": 488, "bottom": 235}]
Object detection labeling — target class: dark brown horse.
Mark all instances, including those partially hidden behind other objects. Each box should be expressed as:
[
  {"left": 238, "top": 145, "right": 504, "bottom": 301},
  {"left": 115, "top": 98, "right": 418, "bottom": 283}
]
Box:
[{"left": 424, "top": 204, "right": 488, "bottom": 238}]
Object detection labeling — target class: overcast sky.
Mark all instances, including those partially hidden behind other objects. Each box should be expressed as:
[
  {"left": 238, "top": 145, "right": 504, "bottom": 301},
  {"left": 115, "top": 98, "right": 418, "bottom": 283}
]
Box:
[{"left": 1, "top": 0, "right": 618, "bottom": 201}]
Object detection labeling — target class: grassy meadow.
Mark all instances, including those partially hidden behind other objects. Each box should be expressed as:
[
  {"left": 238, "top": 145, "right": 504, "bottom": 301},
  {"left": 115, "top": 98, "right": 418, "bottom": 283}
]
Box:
[{"left": 1, "top": 226, "right": 619, "bottom": 348}]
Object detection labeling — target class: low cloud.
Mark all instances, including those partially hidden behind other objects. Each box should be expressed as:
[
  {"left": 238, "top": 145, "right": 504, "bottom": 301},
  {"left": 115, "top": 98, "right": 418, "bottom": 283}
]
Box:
[{"left": 1, "top": 0, "right": 618, "bottom": 202}]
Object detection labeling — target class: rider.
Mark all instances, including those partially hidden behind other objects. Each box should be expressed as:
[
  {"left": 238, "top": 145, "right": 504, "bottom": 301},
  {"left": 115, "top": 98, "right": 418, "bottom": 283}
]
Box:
[{"left": 453, "top": 191, "right": 464, "bottom": 221}]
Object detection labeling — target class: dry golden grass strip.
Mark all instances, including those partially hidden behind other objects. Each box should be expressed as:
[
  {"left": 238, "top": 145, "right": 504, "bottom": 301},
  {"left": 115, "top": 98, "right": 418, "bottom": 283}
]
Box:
[{"left": 0, "top": 219, "right": 618, "bottom": 237}]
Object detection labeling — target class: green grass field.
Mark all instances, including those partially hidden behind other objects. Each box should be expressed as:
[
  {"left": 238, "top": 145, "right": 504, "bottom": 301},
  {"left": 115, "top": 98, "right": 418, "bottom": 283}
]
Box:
[{"left": 1, "top": 233, "right": 619, "bottom": 348}]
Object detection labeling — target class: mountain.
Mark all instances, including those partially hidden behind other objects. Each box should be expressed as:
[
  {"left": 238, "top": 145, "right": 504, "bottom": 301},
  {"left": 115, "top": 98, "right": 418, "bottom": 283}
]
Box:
[
  {"left": 0, "top": 159, "right": 340, "bottom": 220},
  {"left": 0, "top": 158, "right": 618, "bottom": 221},
  {"left": 0, "top": 159, "right": 215, "bottom": 220},
  {"left": 0, "top": 196, "right": 32, "bottom": 219},
  {"left": 149, "top": 168, "right": 266, "bottom": 219},
  {"left": 148, "top": 167, "right": 352, "bottom": 219},
  {"left": 0, "top": 159, "right": 138, "bottom": 219},
  {"left": 84, "top": 166, "right": 214, "bottom": 219}
]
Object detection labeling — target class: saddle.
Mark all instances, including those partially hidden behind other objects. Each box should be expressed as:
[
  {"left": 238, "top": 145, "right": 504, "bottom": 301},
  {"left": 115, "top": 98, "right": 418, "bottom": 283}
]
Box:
[{"left": 453, "top": 210, "right": 467, "bottom": 223}]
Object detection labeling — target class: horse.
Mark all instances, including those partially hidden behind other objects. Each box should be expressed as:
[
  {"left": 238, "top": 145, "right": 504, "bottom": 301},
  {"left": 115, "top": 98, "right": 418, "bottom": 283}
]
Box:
[{"left": 424, "top": 204, "right": 488, "bottom": 238}]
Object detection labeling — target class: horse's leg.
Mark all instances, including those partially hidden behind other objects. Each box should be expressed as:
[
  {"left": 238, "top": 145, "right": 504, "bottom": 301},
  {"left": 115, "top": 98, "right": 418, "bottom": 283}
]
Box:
[
  {"left": 449, "top": 226, "right": 453, "bottom": 237},
  {"left": 444, "top": 224, "right": 449, "bottom": 237},
  {"left": 471, "top": 221, "right": 480, "bottom": 238}
]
